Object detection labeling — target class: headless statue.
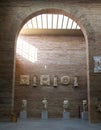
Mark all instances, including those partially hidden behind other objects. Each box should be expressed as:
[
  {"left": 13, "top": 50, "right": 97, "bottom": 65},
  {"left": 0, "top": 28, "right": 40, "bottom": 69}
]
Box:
[
  {"left": 63, "top": 99, "right": 69, "bottom": 112},
  {"left": 83, "top": 100, "right": 88, "bottom": 111},
  {"left": 21, "top": 99, "right": 27, "bottom": 111},
  {"left": 42, "top": 98, "right": 48, "bottom": 111}
]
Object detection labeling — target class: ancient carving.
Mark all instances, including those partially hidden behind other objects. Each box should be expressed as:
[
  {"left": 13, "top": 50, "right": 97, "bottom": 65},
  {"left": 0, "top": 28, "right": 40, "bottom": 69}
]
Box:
[
  {"left": 32, "top": 75, "right": 37, "bottom": 87},
  {"left": 20, "top": 75, "right": 30, "bottom": 85},
  {"left": 40, "top": 75, "right": 50, "bottom": 86},
  {"left": 53, "top": 76, "right": 58, "bottom": 87},
  {"left": 42, "top": 98, "right": 48, "bottom": 111},
  {"left": 63, "top": 99, "right": 69, "bottom": 112},
  {"left": 73, "top": 76, "right": 78, "bottom": 87},
  {"left": 21, "top": 99, "right": 27, "bottom": 111},
  {"left": 83, "top": 100, "right": 88, "bottom": 111},
  {"left": 61, "top": 76, "right": 70, "bottom": 85}
]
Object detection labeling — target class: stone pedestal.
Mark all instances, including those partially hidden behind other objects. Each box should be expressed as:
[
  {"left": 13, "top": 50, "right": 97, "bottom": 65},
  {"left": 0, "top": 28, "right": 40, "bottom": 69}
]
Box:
[
  {"left": 41, "top": 111, "right": 48, "bottom": 120},
  {"left": 20, "top": 111, "right": 27, "bottom": 119},
  {"left": 81, "top": 111, "right": 88, "bottom": 120},
  {"left": 63, "top": 112, "right": 70, "bottom": 119}
]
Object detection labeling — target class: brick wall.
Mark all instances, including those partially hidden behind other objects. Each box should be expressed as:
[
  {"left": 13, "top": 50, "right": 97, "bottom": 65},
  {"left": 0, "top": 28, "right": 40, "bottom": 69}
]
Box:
[
  {"left": 0, "top": 0, "right": 101, "bottom": 122},
  {"left": 14, "top": 35, "right": 87, "bottom": 118}
]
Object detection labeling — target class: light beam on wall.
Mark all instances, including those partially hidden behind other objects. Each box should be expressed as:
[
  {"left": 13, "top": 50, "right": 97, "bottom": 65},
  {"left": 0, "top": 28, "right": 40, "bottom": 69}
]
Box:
[{"left": 16, "top": 37, "right": 37, "bottom": 63}]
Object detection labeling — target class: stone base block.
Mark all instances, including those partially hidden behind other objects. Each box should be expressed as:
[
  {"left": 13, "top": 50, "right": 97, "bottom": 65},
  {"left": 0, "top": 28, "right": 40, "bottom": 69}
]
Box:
[
  {"left": 81, "top": 111, "right": 88, "bottom": 120},
  {"left": 20, "top": 111, "right": 27, "bottom": 119},
  {"left": 41, "top": 111, "right": 48, "bottom": 120},
  {"left": 63, "top": 112, "right": 70, "bottom": 119}
]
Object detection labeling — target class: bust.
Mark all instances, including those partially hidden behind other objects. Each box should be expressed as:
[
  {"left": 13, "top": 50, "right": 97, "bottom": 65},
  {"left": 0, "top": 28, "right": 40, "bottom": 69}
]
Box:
[
  {"left": 83, "top": 100, "right": 87, "bottom": 111},
  {"left": 63, "top": 99, "right": 69, "bottom": 112},
  {"left": 21, "top": 99, "right": 27, "bottom": 111},
  {"left": 42, "top": 98, "right": 48, "bottom": 110}
]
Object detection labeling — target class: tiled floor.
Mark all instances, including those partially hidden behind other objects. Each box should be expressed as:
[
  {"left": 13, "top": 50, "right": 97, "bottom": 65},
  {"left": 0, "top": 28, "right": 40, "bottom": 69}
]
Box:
[{"left": 0, "top": 118, "right": 101, "bottom": 130}]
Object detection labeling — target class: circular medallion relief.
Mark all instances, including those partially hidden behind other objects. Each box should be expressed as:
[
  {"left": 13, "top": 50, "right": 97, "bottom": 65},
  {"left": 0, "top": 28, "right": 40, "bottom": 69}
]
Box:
[{"left": 61, "top": 76, "right": 70, "bottom": 85}]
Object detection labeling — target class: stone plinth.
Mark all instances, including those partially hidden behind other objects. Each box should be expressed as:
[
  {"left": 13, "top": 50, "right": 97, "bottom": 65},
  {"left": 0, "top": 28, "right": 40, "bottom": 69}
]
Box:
[
  {"left": 63, "top": 112, "right": 70, "bottom": 119},
  {"left": 20, "top": 111, "right": 27, "bottom": 119},
  {"left": 41, "top": 111, "right": 48, "bottom": 120},
  {"left": 81, "top": 111, "right": 88, "bottom": 120}
]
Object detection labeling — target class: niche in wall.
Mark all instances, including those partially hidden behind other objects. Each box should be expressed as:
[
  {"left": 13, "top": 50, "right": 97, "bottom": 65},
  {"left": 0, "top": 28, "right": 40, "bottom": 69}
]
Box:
[{"left": 15, "top": 35, "right": 87, "bottom": 118}]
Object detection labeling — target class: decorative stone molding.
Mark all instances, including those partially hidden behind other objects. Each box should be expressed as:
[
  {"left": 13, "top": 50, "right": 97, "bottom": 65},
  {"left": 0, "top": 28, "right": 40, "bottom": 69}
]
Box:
[
  {"left": 61, "top": 76, "right": 70, "bottom": 85},
  {"left": 20, "top": 75, "right": 30, "bottom": 85},
  {"left": 40, "top": 75, "right": 50, "bottom": 86},
  {"left": 53, "top": 76, "right": 58, "bottom": 87},
  {"left": 73, "top": 76, "right": 78, "bottom": 87},
  {"left": 32, "top": 75, "right": 37, "bottom": 87}
]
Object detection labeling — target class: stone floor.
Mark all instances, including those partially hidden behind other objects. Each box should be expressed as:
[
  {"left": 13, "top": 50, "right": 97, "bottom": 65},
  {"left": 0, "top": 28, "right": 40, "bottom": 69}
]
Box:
[{"left": 0, "top": 118, "right": 101, "bottom": 130}]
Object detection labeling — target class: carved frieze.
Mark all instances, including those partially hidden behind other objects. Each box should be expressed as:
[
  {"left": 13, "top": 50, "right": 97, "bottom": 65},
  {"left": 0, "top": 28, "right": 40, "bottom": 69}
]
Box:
[
  {"left": 61, "top": 76, "right": 70, "bottom": 85},
  {"left": 40, "top": 75, "right": 50, "bottom": 86},
  {"left": 20, "top": 75, "right": 30, "bottom": 85}
]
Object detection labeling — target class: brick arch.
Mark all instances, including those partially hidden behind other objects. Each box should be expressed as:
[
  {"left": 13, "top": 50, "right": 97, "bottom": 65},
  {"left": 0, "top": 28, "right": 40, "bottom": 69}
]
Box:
[
  {"left": 14, "top": 8, "right": 94, "bottom": 122},
  {"left": 16, "top": 8, "right": 95, "bottom": 44}
]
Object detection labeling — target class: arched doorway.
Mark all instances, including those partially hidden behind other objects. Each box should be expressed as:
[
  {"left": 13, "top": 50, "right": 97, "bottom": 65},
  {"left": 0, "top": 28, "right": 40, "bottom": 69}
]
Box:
[{"left": 14, "top": 9, "right": 89, "bottom": 120}]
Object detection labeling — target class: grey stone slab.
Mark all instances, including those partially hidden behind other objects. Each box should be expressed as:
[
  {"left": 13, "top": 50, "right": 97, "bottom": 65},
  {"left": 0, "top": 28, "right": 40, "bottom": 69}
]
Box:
[
  {"left": 81, "top": 111, "right": 88, "bottom": 120},
  {"left": 63, "top": 112, "right": 70, "bottom": 119},
  {"left": 20, "top": 111, "right": 27, "bottom": 119},
  {"left": 41, "top": 111, "right": 48, "bottom": 120}
]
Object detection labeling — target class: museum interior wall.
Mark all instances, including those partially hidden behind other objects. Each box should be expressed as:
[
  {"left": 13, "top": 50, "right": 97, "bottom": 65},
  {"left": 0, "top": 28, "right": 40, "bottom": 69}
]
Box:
[
  {"left": 14, "top": 35, "right": 87, "bottom": 118},
  {"left": 0, "top": 0, "right": 101, "bottom": 123}
]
